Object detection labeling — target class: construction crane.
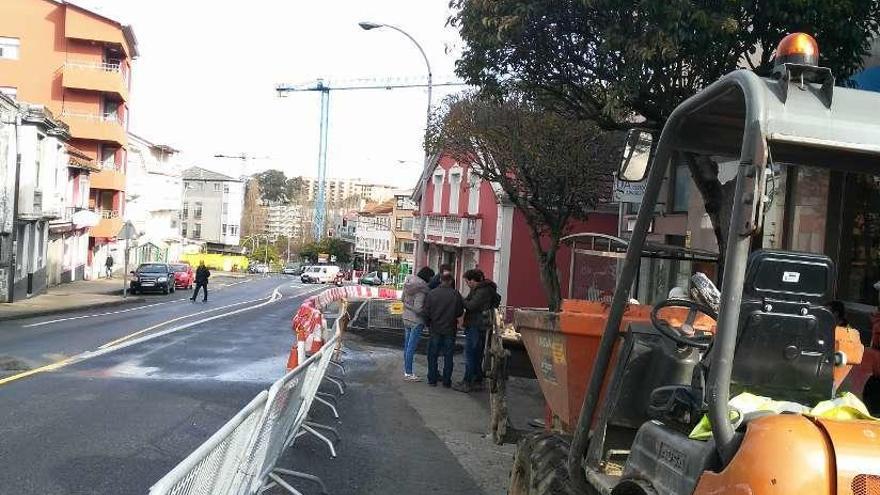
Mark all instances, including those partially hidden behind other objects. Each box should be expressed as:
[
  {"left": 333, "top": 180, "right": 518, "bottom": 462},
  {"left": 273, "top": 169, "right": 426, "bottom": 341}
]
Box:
[
  {"left": 213, "top": 153, "right": 271, "bottom": 180},
  {"left": 275, "top": 76, "right": 466, "bottom": 241}
]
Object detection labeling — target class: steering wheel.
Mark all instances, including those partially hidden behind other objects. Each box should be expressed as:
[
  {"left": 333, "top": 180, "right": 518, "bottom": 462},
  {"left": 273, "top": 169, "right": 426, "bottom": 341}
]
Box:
[{"left": 650, "top": 298, "right": 718, "bottom": 350}]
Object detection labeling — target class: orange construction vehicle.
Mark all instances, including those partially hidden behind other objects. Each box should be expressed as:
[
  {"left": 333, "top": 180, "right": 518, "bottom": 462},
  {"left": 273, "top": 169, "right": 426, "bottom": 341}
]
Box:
[{"left": 509, "top": 33, "right": 880, "bottom": 495}]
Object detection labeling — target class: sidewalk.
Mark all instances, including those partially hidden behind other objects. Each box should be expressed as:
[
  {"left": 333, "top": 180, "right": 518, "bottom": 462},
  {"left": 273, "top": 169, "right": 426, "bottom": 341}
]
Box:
[{"left": 0, "top": 278, "right": 145, "bottom": 322}]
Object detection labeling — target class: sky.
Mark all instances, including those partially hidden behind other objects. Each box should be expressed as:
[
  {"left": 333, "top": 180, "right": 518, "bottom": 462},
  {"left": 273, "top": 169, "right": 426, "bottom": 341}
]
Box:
[{"left": 82, "top": 0, "right": 467, "bottom": 189}]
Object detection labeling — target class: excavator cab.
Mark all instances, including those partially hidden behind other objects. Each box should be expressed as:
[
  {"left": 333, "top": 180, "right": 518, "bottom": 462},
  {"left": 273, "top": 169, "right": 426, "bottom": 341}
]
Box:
[{"left": 510, "top": 33, "right": 880, "bottom": 495}]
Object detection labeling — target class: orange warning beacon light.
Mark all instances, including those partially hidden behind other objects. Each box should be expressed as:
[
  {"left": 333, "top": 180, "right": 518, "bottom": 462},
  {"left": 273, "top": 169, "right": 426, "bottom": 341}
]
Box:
[{"left": 774, "top": 32, "right": 819, "bottom": 67}]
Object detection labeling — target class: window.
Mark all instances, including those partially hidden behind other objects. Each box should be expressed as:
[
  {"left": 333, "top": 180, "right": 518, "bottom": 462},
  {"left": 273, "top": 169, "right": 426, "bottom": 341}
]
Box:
[
  {"left": 432, "top": 172, "right": 444, "bottom": 212},
  {"left": 194, "top": 202, "right": 202, "bottom": 220},
  {"left": 671, "top": 161, "right": 690, "bottom": 213},
  {"left": 0, "top": 86, "right": 16, "bottom": 98},
  {"left": 214, "top": 183, "right": 222, "bottom": 191},
  {"left": 0, "top": 37, "right": 20, "bottom": 60},
  {"left": 193, "top": 223, "right": 201, "bottom": 239},
  {"left": 400, "top": 241, "right": 415, "bottom": 254},
  {"left": 396, "top": 218, "right": 402, "bottom": 230},
  {"left": 402, "top": 217, "right": 413, "bottom": 231},
  {"left": 229, "top": 225, "right": 238, "bottom": 236},
  {"left": 100, "top": 146, "right": 116, "bottom": 170},
  {"left": 449, "top": 169, "right": 462, "bottom": 214},
  {"left": 182, "top": 202, "right": 189, "bottom": 219},
  {"left": 35, "top": 135, "right": 44, "bottom": 188},
  {"left": 467, "top": 172, "right": 481, "bottom": 214},
  {"left": 102, "top": 98, "right": 120, "bottom": 122},
  {"left": 223, "top": 184, "right": 230, "bottom": 193},
  {"left": 222, "top": 224, "right": 227, "bottom": 235},
  {"left": 181, "top": 223, "right": 187, "bottom": 237}
]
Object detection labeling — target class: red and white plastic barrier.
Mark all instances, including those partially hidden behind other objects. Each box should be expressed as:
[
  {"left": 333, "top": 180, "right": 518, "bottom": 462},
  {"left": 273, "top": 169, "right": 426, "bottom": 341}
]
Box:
[{"left": 287, "top": 285, "right": 403, "bottom": 370}]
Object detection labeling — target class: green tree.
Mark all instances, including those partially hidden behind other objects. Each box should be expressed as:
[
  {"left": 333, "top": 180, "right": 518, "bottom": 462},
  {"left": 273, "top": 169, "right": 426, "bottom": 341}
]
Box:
[
  {"left": 250, "top": 243, "right": 280, "bottom": 267},
  {"left": 298, "top": 237, "right": 352, "bottom": 264},
  {"left": 286, "top": 176, "right": 304, "bottom": 204},
  {"left": 255, "top": 169, "right": 289, "bottom": 203},
  {"left": 450, "top": 0, "right": 880, "bottom": 255},
  {"left": 428, "top": 93, "right": 623, "bottom": 310}
]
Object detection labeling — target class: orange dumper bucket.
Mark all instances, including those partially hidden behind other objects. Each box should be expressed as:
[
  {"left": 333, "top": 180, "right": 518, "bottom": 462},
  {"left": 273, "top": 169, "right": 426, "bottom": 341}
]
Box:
[{"left": 515, "top": 300, "right": 715, "bottom": 431}]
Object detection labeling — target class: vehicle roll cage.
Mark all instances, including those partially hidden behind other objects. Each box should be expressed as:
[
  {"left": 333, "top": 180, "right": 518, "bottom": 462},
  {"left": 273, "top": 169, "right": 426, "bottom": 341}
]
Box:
[{"left": 569, "top": 66, "right": 880, "bottom": 488}]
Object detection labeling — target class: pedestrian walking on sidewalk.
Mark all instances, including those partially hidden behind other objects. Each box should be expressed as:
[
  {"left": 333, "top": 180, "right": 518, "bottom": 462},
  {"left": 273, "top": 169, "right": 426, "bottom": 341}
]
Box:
[
  {"left": 423, "top": 273, "right": 464, "bottom": 387},
  {"left": 104, "top": 255, "right": 114, "bottom": 279},
  {"left": 191, "top": 261, "right": 211, "bottom": 303},
  {"left": 429, "top": 263, "right": 454, "bottom": 290},
  {"left": 402, "top": 266, "right": 434, "bottom": 381},
  {"left": 454, "top": 269, "right": 500, "bottom": 393}
]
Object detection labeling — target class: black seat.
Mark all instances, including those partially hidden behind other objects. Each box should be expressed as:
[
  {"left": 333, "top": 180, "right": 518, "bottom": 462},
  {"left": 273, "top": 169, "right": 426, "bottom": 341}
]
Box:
[{"left": 730, "top": 250, "right": 837, "bottom": 405}]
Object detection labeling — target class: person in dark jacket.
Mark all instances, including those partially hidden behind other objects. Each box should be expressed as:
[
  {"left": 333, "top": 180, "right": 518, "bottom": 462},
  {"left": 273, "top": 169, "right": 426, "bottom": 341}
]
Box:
[
  {"left": 428, "top": 263, "right": 454, "bottom": 290},
  {"left": 454, "top": 268, "right": 500, "bottom": 392},
  {"left": 422, "top": 273, "right": 464, "bottom": 387},
  {"left": 401, "top": 266, "right": 435, "bottom": 381},
  {"left": 191, "top": 261, "right": 211, "bottom": 303}
]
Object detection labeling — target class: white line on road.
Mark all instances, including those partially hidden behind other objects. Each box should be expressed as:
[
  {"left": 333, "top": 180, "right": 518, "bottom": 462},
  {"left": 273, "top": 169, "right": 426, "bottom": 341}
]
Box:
[
  {"left": 0, "top": 282, "right": 325, "bottom": 387},
  {"left": 23, "top": 277, "right": 258, "bottom": 328}
]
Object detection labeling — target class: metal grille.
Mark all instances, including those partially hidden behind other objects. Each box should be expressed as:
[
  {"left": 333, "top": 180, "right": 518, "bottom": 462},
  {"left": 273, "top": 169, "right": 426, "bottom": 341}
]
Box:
[
  {"left": 853, "top": 475, "right": 880, "bottom": 495},
  {"left": 148, "top": 391, "right": 268, "bottom": 495},
  {"left": 350, "top": 298, "right": 405, "bottom": 331}
]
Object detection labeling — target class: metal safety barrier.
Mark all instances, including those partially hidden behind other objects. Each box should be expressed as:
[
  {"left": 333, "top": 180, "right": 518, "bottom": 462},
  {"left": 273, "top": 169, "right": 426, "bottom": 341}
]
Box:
[
  {"left": 150, "top": 285, "right": 401, "bottom": 495},
  {"left": 149, "top": 326, "right": 344, "bottom": 495}
]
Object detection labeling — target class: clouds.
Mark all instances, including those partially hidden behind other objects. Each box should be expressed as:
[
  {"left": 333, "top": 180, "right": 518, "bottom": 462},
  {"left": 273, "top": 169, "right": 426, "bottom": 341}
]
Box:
[{"left": 110, "top": 0, "right": 463, "bottom": 188}]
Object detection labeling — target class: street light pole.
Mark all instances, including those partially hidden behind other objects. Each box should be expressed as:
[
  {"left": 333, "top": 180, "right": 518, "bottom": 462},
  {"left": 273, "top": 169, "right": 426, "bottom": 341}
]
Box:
[{"left": 359, "top": 21, "right": 434, "bottom": 270}]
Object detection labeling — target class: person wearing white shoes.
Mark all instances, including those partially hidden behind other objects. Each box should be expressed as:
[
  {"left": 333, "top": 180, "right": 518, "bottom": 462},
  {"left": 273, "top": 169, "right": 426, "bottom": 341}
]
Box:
[{"left": 401, "top": 266, "right": 434, "bottom": 381}]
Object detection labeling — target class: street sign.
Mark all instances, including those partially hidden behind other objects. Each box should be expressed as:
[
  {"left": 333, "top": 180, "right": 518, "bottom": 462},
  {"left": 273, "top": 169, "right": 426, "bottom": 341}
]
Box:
[
  {"left": 389, "top": 301, "right": 404, "bottom": 315},
  {"left": 613, "top": 178, "right": 647, "bottom": 203},
  {"left": 317, "top": 253, "right": 329, "bottom": 263},
  {"left": 118, "top": 220, "right": 138, "bottom": 240},
  {"left": 330, "top": 255, "right": 337, "bottom": 262}
]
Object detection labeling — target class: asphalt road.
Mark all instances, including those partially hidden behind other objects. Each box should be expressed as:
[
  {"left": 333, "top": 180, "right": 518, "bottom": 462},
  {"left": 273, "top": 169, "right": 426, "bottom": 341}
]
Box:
[{"left": 0, "top": 277, "right": 519, "bottom": 494}]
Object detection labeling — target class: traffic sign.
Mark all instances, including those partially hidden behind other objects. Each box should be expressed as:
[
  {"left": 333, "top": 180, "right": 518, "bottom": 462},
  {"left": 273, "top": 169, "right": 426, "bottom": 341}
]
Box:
[{"left": 118, "top": 220, "right": 138, "bottom": 240}]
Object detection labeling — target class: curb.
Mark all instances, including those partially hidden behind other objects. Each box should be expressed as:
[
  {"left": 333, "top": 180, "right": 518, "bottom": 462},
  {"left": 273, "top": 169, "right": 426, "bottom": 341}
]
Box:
[{"left": 0, "top": 296, "right": 148, "bottom": 322}]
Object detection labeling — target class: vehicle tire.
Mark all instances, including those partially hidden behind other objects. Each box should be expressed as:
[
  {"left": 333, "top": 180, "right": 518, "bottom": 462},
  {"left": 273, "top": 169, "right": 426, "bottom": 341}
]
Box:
[
  {"left": 508, "top": 432, "right": 579, "bottom": 495},
  {"left": 163, "top": 285, "right": 169, "bottom": 295}
]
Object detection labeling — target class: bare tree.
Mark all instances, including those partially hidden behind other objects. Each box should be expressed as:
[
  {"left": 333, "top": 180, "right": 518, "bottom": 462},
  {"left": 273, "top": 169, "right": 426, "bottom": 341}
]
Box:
[{"left": 429, "top": 93, "right": 623, "bottom": 310}]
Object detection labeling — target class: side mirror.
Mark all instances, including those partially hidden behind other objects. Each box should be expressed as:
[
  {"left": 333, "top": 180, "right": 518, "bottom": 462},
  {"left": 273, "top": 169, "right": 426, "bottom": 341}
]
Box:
[
  {"left": 618, "top": 129, "right": 653, "bottom": 182},
  {"left": 130, "top": 271, "right": 136, "bottom": 275}
]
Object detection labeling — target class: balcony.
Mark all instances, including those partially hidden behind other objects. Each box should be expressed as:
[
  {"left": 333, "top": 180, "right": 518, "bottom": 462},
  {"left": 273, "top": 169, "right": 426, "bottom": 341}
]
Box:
[
  {"left": 90, "top": 168, "right": 126, "bottom": 192},
  {"left": 60, "top": 111, "right": 127, "bottom": 147},
  {"left": 62, "top": 61, "right": 129, "bottom": 101},
  {"left": 421, "top": 215, "right": 482, "bottom": 246},
  {"left": 89, "top": 209, "right": 123, "bottom": 239}
]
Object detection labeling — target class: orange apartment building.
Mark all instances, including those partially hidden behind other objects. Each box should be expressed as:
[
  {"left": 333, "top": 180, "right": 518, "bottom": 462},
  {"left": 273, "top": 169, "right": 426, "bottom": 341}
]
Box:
[{"left": 0, "top": 0, "right": 137, "bottom": 278}]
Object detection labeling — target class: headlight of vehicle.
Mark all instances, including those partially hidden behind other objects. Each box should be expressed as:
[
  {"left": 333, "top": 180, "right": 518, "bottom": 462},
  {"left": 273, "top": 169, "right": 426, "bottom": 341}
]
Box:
[{"left": 158, "top": 276, "right": 168, "bottom": 282}]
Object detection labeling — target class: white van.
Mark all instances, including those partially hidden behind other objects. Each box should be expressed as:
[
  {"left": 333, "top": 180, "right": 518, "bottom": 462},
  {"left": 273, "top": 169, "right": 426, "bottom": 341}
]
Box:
[{"left": 310, "top": 265, "right": 340, "bottom": 284}]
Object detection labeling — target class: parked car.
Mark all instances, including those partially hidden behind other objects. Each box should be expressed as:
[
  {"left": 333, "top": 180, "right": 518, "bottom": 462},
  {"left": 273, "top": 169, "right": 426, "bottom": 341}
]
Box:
[
  {"left": 130, "top": 263, "right": 176, "bottom": 295},
  {"left": 249, "top": 263, "right": 269, "bottom": 274},
  {"left": 359, "top": 271, "right": 383, "bottom": 286},
  {"left": 170, "top": 262, "right": 194, "bottom": 289},
  {"left": 313, "top": 265, "right": 340, "bottom": 284},
  {"left": 300, "top": 265, "right": 317, "bottom": 283},
  {"left": 334, "top": 271, "right": 346, "bottom": 286},
  {"left": 282, "top": 263, "right": 300, "bottom": 275}
]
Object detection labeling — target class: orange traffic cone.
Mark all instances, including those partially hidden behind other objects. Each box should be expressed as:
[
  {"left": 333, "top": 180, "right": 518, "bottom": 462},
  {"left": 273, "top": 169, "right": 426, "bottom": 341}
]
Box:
[
  {"left": 309, "top": 330, "right": 324, "bottom": 354},
  {"left": 286, "top": 344, "right": 299, "bottom": 370}
]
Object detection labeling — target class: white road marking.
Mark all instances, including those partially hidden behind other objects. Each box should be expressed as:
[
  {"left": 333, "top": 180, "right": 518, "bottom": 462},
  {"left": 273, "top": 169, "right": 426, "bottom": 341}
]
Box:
[
  {"left": 24, "top": 277, "right": 257, "bottom": 328},
  {"left": 1, "top": 282, "right": 325, "bottom": 387}
]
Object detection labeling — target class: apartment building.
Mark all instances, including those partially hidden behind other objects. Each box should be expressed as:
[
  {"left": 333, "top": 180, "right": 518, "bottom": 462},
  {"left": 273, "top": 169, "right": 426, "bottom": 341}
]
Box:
[
  {"left": 0, "top": 96, "right": 84, "bottom": 300},
  {"left": 263, "top": 202, "right": 303, "bottom": 241},
  {"left": 0, "top": 0, "right": 138, "bottom": 279},
  {"left": 392, "top": 189, "right": 416, "bottom": 274},
  {"left": 181, "top": 167, "right": 244, "bottom": 250},
  {"left": 126, "top": 133, "right": 182, "bottom": 264},
  {"left": 302, "top": 176, "right": 396, "bottom": 203},
  {"left": 354, "top": 200, "right": 394, "bottom": 268}
]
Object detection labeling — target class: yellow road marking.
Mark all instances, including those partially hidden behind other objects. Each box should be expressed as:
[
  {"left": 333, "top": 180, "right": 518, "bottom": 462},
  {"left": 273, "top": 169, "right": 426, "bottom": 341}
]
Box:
[{"left": 0, "top": 357, "right": 75, "bottom": 386}]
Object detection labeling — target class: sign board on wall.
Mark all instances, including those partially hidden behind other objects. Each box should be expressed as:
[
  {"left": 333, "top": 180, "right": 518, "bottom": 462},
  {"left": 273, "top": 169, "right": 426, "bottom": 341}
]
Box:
[{"left": 613, "top": 177, "right": 647, "bottom": 203}]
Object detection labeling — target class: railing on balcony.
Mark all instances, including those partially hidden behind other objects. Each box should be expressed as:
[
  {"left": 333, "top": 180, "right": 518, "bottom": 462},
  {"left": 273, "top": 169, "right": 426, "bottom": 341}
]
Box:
[
  {"left": 94, "top": 209, "right": 120, "bottom": 219},
  {"left": 61, "top": 110, "right": 125, "bottom": 126},
  {"left": 421, "top": 215, "right": 482, "bottom": 246},
  {"left": 64, "top": 60, "right": 130, "bottom": 87}
]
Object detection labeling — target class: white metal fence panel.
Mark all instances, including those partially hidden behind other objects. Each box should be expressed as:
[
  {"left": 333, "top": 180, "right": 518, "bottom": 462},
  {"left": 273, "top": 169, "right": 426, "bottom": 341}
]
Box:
[{"left": 148, "top": 391, "right": 269, "bottom": 495}]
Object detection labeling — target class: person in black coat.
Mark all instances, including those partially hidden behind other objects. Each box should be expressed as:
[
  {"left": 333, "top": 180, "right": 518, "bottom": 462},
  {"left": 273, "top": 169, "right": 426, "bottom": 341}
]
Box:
[
  {"left": 454, "top": 269, "right": 500, "bottom": 392},
  {"left": 191, "top": 261, "right": 211, "bottom": 302},
  {"left": 422, "top": 273, "right": 464, "bottom": 387},
  {"left": 428, "top": 263, "right": 454, "bottom": 290}
]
